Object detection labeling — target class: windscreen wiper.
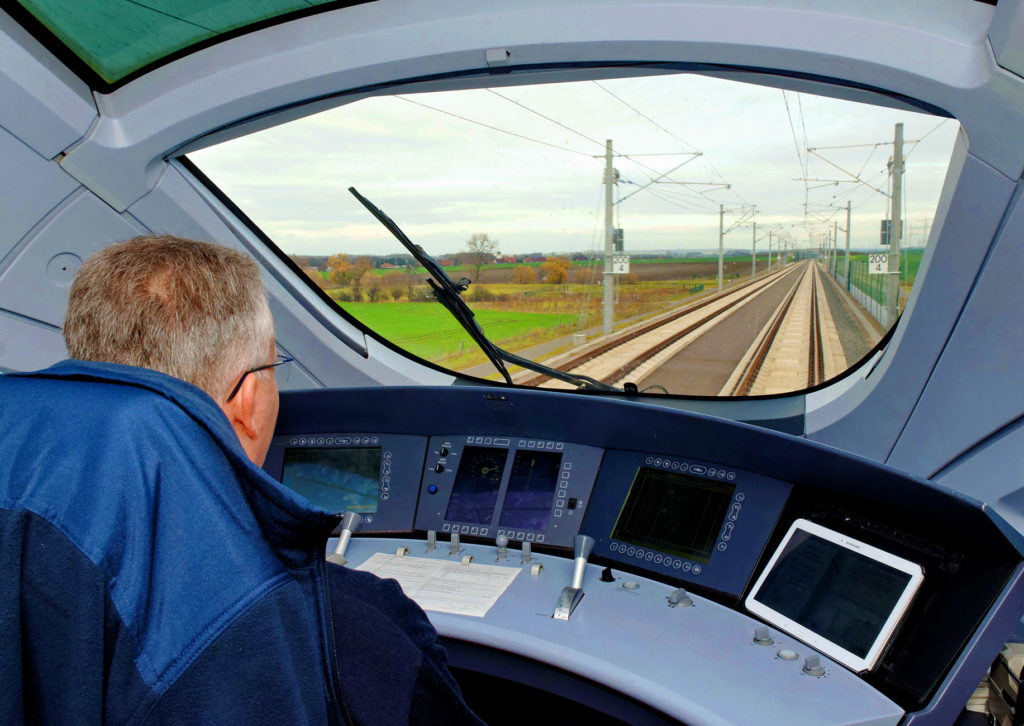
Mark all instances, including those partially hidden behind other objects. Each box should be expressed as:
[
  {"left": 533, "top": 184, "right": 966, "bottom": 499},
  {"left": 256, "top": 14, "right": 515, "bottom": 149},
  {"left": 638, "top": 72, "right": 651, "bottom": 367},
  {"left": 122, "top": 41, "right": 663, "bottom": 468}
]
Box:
[{"left": 348, "top": 187, "right": 616, "bottom": 392}]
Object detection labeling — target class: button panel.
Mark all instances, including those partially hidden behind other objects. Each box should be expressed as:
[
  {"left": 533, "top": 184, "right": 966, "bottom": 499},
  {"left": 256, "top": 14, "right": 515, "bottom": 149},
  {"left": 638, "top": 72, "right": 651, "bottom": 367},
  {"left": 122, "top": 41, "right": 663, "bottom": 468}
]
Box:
[
  {"left": 416, "top": 434, "right": 603, "bottom": 549},
  {"left": 585, "top": 449, "right": 792, "bottom": 597}
]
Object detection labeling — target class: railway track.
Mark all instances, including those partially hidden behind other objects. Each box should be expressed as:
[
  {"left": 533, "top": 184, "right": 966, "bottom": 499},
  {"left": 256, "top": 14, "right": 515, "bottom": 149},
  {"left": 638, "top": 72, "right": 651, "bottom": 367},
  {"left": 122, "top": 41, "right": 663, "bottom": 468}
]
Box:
[
  {"left": 520, "top": 262, "right": 811, "bottom": 391},
  {"left": 726, "top": 262, "right": 827, "bottom": 396}
]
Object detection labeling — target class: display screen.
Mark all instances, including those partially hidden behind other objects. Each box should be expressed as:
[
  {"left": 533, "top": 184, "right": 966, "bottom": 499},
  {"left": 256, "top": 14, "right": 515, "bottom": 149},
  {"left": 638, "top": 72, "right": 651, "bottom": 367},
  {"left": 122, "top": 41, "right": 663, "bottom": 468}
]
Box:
[
  {"left": 753, "top": 529, "right": 914, "bottom": 658},
  {"left": 281, "top": 447, "right": 381, "bottom": 513},
  {"left": 444, "top": 446, "right": 508, "bottom": 524},
  {"left": 611, "top": 467, "right": 735, "bottom": 564},
  {"left": 498, "top": 450, "right": 562, "bottom": 531}
]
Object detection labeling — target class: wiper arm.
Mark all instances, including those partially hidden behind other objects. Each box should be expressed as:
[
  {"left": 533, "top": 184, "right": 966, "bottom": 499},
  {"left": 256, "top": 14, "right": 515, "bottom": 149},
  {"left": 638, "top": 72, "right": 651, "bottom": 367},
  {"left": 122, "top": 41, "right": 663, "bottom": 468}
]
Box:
[{"left": 348, "top": 187, "right": 616, "bottom": 392}]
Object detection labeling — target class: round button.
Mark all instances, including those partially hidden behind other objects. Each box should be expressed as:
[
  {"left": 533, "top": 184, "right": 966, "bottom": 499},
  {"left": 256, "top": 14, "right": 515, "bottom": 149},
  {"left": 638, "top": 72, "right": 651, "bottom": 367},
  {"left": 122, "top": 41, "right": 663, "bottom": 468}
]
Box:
[
  {"left": 622, "top": 581, "right": 640, "bottom": 591},
  {"left": 778, "top": 649, "right": 799, "bottom": 661},
  {"left": 692, "top": 565, "right": 702, "bottom": 575},
  {"left": 427, "top": 485, "right": 439, "bottom": 495},
  {"left": 609, "top": 542, "right": 619, "bottom": 552},
  {"left": 645, "top": 552, "right": 654, "bottom": 561},
  {"left": 735, "top": 492, "right": 745, "bottom": 501}
]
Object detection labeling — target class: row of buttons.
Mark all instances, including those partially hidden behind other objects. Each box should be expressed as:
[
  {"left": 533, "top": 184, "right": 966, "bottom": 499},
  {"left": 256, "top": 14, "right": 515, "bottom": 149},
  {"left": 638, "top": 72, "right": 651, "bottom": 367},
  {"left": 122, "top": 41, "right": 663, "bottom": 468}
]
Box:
[
  {"left": 609, "top": 542, "right": 704, "bottom": 575},
  {"left": 442, "top": 522, "right": 489, "bottom": 536},
  {"left": 644, "top": 456, "right": 736, "bottom": 481},
  {"left": 289, "top": 435, "right": 380, "bottom": 446},
  {"left": 495, "top": 529, "right": 546, "bottom": 543},
  {"left": 520, "top": 440, "right": 564, "bottom": 450},
  {"left": 466, "top": 436, "right": 510, "bottom": 446}
]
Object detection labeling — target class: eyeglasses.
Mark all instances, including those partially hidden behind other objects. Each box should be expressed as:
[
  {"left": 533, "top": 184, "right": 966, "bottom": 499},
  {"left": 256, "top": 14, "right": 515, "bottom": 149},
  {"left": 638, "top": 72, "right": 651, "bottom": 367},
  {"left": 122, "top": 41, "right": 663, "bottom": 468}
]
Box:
[{"left": 225, "top": 354, "right": 294, "bottom": 403}]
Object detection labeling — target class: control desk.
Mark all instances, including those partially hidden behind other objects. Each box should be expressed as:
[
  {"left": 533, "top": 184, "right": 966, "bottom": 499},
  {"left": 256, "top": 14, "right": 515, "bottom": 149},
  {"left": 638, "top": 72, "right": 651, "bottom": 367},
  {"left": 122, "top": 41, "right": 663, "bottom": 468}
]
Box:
[{"left": 266, "top": 386, "right": 1024, "bottom": 726}]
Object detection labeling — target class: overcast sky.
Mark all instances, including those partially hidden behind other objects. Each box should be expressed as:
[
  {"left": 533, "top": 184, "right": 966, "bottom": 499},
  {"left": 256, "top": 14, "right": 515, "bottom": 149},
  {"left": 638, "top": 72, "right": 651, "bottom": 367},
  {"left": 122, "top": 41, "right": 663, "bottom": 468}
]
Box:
[{"left": 191, "top": 73, "right": 959, "bottom": 258}]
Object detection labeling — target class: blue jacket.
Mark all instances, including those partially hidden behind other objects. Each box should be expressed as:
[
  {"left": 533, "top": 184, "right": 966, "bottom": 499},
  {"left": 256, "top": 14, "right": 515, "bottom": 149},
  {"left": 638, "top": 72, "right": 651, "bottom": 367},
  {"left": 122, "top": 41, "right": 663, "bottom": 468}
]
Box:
[{"left": 0, "top": 361, "right": 483, "bottom": 725}]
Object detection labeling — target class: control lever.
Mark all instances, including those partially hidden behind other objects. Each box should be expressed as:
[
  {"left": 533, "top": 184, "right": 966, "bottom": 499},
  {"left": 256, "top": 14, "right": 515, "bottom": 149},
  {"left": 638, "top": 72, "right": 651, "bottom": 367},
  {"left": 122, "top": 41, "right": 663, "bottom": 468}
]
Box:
[
  {"left": 553, "top": 535, "right": 594, "bottom": 621},
  {"left": 496, "top": 534, "right": 508, "bottom": 560},
  {"left": 326, "top": 511, "right": 362, "bottom": 566},
  {"left": 521, "top": 540, "right": 532, "bottom": 565}
]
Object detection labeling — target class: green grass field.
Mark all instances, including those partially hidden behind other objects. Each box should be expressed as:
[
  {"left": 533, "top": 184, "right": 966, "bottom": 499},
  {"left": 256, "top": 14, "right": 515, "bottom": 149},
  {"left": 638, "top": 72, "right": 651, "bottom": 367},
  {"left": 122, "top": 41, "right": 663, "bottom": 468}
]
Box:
[{"left": 341, "top": 302, "right": 577, "bottom": 366}]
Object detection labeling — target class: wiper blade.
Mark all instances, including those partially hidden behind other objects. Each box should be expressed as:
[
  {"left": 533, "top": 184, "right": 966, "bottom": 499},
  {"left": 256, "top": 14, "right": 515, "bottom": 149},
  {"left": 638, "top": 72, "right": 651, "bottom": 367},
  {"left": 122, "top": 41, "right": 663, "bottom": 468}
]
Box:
[{"left": 348, "top": 187, "right": 616, "bottom": 392}]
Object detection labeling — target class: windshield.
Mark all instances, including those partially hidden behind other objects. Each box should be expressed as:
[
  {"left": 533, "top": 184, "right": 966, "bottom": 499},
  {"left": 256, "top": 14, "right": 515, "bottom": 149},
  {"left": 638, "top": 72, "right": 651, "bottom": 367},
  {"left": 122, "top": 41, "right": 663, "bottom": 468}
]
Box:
[{"left": 188, "top": 72, "right": 958, "bottom": 397}]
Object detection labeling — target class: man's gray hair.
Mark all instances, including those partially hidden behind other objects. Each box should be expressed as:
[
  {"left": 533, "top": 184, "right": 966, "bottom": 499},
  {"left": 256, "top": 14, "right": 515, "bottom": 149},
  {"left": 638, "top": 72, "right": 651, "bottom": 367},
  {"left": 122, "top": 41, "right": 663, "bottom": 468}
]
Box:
[{"left": 64, "top": 235, "right": 273, "bottom": 400}]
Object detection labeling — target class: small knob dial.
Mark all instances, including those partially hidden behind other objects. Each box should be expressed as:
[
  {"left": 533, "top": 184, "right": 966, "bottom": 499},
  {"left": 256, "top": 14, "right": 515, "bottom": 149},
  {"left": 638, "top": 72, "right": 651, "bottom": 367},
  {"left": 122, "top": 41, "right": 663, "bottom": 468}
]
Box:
[{"left": 434, "top": 462, "right": 444, "bottom": 473}]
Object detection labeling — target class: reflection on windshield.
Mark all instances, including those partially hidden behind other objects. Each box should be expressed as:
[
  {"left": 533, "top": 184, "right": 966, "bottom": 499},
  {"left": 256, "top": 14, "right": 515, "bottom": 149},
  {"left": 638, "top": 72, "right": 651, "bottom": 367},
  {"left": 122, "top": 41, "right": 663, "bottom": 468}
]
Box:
[{"left": 189, "top": 73, "right": 957, "bottom": 396}]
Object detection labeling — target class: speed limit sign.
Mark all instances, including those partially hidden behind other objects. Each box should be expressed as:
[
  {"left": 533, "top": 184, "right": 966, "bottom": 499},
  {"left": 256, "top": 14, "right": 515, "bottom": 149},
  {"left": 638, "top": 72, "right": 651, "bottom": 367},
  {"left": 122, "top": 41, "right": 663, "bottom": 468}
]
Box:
[{"left": 868, "top": 253, "right": 890, "bottom": 274}]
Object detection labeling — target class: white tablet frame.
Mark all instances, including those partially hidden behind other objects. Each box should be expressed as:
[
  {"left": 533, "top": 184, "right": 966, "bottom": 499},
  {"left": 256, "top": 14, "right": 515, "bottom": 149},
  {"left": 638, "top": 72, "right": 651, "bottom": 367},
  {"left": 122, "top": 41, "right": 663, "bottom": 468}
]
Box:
[{"left": 745, "top": 518, "right": 924, "bottom": 673}]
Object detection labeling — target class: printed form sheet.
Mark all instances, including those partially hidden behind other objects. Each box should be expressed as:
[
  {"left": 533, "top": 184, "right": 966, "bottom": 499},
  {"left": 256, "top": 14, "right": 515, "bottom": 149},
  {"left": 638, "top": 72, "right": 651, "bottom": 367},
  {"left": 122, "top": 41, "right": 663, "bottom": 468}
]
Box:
[{"left": 357, "top": 553, "right": 521, "bottom": 617}]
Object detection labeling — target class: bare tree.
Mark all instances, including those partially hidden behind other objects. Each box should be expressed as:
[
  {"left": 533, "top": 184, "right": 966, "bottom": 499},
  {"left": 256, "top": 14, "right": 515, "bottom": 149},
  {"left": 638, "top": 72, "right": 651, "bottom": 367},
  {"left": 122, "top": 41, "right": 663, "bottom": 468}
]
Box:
[{"left": 465, "top": 233, "right": 499, "bottom": 282}]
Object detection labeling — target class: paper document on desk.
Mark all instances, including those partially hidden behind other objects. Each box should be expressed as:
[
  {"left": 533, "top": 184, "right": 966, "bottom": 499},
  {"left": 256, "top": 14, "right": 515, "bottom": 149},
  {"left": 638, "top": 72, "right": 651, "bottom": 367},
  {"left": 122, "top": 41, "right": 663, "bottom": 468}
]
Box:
[{"left": 357, "top": 553, "right": 521, "bottom": 617}]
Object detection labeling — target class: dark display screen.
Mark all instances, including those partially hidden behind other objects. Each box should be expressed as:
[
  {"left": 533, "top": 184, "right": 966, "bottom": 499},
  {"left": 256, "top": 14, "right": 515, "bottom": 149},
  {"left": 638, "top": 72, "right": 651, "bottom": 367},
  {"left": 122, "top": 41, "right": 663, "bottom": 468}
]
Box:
[
  {"left": 444, "top": 446, "right": 508, "bottom": 524},
  {"left": 498, "top": 450, "right": 562, "bottom": 531},
  {"left": 281, "top": 447, "right": 381, "bottom": 513},
  {"left": 612, "top": 467, "right": 735, "bottom": 564},
  {"left": 754, "top": 530, "right": 913, "bottom": 658}
]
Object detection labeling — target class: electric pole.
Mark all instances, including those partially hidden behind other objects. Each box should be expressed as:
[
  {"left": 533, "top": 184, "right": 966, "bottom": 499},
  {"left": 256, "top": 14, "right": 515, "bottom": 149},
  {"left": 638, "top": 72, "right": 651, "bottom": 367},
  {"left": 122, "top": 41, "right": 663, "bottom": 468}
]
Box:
[
  {"left": 718, "top": 204, "right": 724, "bottom": 292},
  {"left": 752, "top": 220, "right": 757, "bottom": 279},
  {"left": 833, "top": 220, "right": 838, "bottom": 276},
  {"left": 886, "top": 123, "right": 904, "bottom": 327},
  {"left": 844, "top": 200, "right": 851, "bottom": 285},
  {"left": 768, "top": 231, "right": 773, "bottom": 272},
  {"left": 603, "top": 139, "right": 615, "bottom": 335}
]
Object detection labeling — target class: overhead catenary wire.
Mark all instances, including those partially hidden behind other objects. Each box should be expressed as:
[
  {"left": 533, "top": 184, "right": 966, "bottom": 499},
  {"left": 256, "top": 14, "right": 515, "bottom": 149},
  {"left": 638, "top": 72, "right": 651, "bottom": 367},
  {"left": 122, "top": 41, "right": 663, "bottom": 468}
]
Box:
[{"left": 395, "top": 95, "right": 596, "bottom": 158}]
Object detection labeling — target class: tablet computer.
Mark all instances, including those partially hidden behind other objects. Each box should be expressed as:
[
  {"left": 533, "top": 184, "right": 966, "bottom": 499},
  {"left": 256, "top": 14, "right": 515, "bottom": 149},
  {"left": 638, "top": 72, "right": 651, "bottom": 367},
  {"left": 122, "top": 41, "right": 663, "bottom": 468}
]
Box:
[{"left": 745, "top": 518, "right": 924, "bottom": 673}]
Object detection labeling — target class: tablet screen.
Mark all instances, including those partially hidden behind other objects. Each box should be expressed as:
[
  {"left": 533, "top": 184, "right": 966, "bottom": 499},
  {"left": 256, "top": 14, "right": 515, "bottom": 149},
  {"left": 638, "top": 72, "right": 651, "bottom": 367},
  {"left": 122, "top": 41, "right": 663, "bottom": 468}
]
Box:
[{"left": 746, "top": 519, "right": 924, "bottom": 672}]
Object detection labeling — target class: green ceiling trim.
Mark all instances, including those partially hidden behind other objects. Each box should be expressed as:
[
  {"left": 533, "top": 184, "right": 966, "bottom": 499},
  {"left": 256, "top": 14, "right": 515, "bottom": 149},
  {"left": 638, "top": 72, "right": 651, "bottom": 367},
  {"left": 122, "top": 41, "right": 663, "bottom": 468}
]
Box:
[{"left": 15, "top": 0, "right": 348, "bottom": 84}]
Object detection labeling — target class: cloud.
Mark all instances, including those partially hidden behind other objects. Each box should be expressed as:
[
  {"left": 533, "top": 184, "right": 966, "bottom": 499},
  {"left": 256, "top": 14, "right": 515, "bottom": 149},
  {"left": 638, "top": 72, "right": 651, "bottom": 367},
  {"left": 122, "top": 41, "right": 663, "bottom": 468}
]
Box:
[{"left": 190, "top": 73, "right": 959, "bottom": 256}]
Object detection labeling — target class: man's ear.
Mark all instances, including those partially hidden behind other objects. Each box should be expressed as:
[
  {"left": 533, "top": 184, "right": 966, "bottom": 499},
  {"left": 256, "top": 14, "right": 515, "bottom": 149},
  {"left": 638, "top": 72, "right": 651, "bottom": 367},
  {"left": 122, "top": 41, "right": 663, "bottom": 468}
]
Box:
[{"left": 221, "top": 373, "right": 261, "bottom": 441}]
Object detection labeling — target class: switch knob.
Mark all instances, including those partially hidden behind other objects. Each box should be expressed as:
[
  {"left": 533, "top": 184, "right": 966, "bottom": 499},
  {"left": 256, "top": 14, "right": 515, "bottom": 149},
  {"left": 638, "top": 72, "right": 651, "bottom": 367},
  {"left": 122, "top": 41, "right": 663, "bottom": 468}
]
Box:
[
  {"left": 667, "top": 588, "right": 693, "bottom": 607},
  {"left": 753, "top": 626, "right": 774, "bottom": 646},
  {"left": 434, "top": 463, "right": 445, "bottom": 473},
  {"left": 439, "top": 446, "right": 449, "bottom": 456},
  {"left": 802, "top": 655, "right": 826, "bottom": 677}
]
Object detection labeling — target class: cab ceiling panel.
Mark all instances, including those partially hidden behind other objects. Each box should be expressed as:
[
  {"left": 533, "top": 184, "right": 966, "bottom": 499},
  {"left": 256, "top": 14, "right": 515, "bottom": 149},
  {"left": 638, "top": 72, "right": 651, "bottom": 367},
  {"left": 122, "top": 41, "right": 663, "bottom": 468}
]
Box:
[
  {"left": 0, "top": 126, "right": 80, "bottom": 265},
  {"left": 0, "top": 8, "right": 94, "bottom": 157},
  {"left": 23, "top": 0, "right": 1013, "bottom": 214},
  {"left": 0, "top": 190, "right": 145, "bottom": 328}
]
